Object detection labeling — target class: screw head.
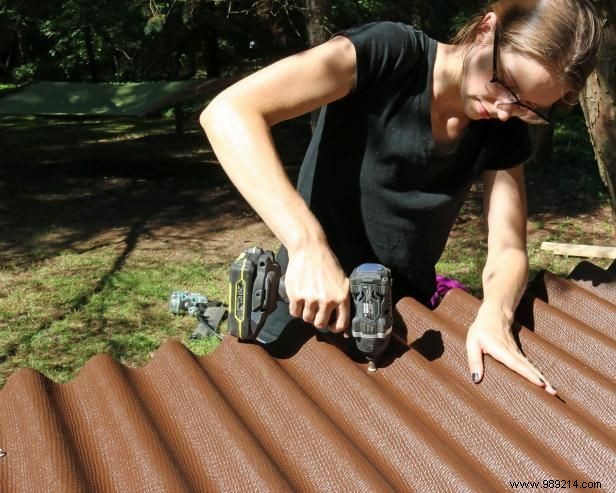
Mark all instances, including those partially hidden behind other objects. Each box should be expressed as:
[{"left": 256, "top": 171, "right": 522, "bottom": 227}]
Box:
[{"left": 0, "top": 449, "right": 6, "bottom": 458}]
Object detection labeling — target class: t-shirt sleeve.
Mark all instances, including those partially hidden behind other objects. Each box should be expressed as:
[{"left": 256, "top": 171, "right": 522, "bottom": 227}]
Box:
[
  {"left": 483, "top": 119, "right": 533, "bottom": 170},
  {"left": 335, "top": 22, "right": 422, "bottom": 96}
]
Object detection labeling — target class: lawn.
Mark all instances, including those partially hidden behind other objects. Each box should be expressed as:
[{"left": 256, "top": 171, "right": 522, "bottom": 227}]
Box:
[{"left": 0, "top": 104, "right": 613, "bottom": 388}]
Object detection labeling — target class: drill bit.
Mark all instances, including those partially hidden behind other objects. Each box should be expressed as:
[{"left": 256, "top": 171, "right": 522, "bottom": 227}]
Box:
[{"left": 367, "top": 360, "right": 378, "bottom": 372}]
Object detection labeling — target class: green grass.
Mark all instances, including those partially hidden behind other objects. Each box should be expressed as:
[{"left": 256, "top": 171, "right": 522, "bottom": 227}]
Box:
[{"left": 0, "top": 246, "right": 227, "bottom": 385}]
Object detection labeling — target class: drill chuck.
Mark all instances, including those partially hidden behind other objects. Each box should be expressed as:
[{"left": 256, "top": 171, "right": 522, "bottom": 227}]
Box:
[{"left": 169, "top": 291, "right": 209, "bottom": 316}]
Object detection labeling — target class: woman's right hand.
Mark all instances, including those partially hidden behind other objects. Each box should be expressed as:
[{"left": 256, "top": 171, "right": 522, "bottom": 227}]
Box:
[{"left": 285, "top": 241, "right": 350, "bottom": 333}]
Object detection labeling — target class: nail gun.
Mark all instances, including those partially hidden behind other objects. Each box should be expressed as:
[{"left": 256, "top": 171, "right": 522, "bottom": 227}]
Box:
[{"left": 227, "top": 247, "right": 393, "bottom": 370}]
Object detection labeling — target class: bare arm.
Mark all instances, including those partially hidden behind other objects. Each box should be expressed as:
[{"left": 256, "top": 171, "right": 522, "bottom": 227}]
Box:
[
  {"left": 466, "top": 164, "right": 557, "bottom": 394},
  {"left": 481, "top": 164, "right": 528, "bottom": 325},
  {"left": 200, "top": 36, "right": 357, "bottom": 330}
]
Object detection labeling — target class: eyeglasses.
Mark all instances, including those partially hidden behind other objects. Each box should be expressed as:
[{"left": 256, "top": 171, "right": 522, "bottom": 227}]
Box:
[{"left": 487, "top": 30, "right": 554, "bottom": 125}]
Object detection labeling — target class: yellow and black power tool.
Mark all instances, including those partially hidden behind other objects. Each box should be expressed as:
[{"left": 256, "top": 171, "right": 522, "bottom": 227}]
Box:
[{"left": 228, "top": 246, "right": 393, "bottom": 370}]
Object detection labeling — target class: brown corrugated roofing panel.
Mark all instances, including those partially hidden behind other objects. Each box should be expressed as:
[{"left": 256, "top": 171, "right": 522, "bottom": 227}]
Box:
[
  {"left": 567, "top": 260, "right": 616, "bottom": 305},
  {"left": 1, "top": 262, "right": 615, "bottom": 492}
]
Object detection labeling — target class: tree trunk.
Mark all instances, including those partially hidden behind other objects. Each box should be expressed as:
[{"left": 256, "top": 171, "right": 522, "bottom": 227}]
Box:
[
  {"left": 84, "top": 25, "right": 98, "bottom": 82},
  {"left": 580, "top": 0, "right": 616, "bottom": 220},
  {"left": 1, "top": 47, "right": 12, "bottom": 75},
  {"left": 305, "top": 0, "right": 331, "bottom": 47}
]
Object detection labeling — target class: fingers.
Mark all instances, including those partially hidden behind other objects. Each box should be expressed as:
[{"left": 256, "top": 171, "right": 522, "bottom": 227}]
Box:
[
  {"left": 284, "top": 247, "right": 349, "bottom": 332},
  {"left": 312, "top": 301, "right": 333, "bottom": 329},
  {"left": 330, "top": 295, "right": 350, "bottom": 333},
  {"left": 293, "top": 299, "right": 336, "bottom": 329},
  {"left": 290, "top": 296, "right": 350, "bottom": 333},
  {"left": 467, "top": 318, "right": 558, "bottom": 395},
  {"left": 302, "top": 300, "right": 319, "bottom": 326},
  {"left": 308, "top": 296, "right": 351, "bottom": 332},
  {"left": 486, "top": 344, "right": 557, "bottom": 395},
  {"left": 466, "top": 338, "right": 484, "bottom": 384},
  {"left": 516, "top": 353, "right": 557, "bottom": 395},
  {"left": 289, "top": 298, "right": 304, "bottom": 319}
]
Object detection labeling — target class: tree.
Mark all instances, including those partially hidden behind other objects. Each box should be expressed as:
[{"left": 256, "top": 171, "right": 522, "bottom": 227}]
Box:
[
  {"left": 305, "top": 0, "right": 332, "bottom": 46},
  {"left": 580, "top": 0, "right": 616, "bottom": 220}
]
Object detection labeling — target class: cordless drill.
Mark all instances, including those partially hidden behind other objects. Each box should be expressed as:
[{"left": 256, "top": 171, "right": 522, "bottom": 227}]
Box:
[{"left": 228, "top": 247, "right": 393, "bottom": 370}]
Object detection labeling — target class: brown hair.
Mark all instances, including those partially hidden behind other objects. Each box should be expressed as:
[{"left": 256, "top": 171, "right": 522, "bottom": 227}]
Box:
[{"left": 452, "top": 0, "right": 602, "bottom": 101}]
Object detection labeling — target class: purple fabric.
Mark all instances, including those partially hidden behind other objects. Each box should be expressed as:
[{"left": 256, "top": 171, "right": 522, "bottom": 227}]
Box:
[{"left": 430, "top": 275, "right": 468, "bottom": 308}]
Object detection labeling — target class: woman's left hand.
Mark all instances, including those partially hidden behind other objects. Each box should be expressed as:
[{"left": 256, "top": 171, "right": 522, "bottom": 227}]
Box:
[{"left": 466, "top": 303, "right": 557, "bottom": 395}]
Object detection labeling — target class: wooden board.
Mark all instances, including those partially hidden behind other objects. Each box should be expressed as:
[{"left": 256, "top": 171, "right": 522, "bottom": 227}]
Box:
[{"left": 540, "top": 242, "right": 616, "bottom": 259}]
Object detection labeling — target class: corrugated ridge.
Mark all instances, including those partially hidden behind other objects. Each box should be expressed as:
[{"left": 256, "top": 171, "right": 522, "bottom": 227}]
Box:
[
  {"left": 567, "top": 260, "right": 616, "bottom": 304},
  {"left": 1, "top": 358, "right": 189, "bottom": 493},
  {"left": 200, "top": 333, "right": 393, "bottom": 492},
  {"left": 126, "top": 341, "right": 292, "bottom": 492},
  {"left": 0, "top": 370, "right": 88, "bottom": 493},
  {"left": 55, "top": 353, "right": 195, "bottom": 493},
  {"left": 1, "top": 262, "right": 615, "bottom": 492},
  {"left": 529, "top": 271, "right": 616, "bottom": 338},
  {"left": 515, "top": 294, "right": 616, "bottom": 380},
  {"left": 399, "top": 294, "right": 615, "bottom": 486},
  {"left": 1, "top": 343, "right": 292, "bottom": 493}
]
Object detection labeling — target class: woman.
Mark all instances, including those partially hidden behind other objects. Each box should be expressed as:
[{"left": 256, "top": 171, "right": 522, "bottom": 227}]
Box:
[{"left": 201, "top": 0, "right": 602, "bottom": 394}]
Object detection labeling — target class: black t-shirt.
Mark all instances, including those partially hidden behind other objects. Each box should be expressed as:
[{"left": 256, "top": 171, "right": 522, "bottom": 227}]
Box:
[{"left": 293, "top": 21, "right": 532, "bottom": 305}]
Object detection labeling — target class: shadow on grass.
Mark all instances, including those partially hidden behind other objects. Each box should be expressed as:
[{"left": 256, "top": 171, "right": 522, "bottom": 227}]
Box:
[
  {"left": 0, "top": 218, "right": 147, "bottom": 363},
  {"left": 0, "top": 114, "right": 310, "bottom": 267}
]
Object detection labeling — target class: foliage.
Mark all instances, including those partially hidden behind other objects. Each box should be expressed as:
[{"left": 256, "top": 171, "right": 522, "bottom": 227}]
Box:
[
  {"left": 11, "top": 63, "right": 36, "bottom": 83},
  {"left": 0, "top": 0, "right": 259, "bottom": 81},
  {"left": 0, "top": 0, "right": 483, "bottom": 83}
]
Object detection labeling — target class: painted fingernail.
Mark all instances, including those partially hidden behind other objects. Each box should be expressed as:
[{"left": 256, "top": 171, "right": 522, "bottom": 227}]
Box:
[{"left": 471, "top": 372, "right": 480, "bottom": 383}]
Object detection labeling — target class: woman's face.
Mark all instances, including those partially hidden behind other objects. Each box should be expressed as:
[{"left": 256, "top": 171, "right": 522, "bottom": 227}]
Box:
[{"left": 461, "top": 38, "right": 566, "bottom": 124}]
